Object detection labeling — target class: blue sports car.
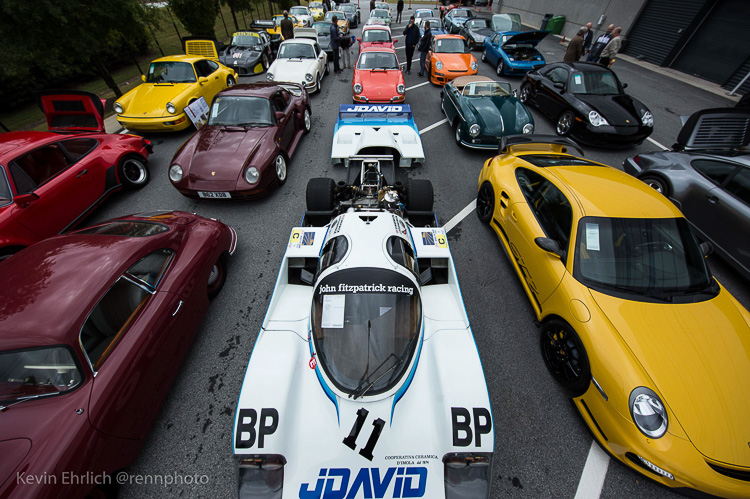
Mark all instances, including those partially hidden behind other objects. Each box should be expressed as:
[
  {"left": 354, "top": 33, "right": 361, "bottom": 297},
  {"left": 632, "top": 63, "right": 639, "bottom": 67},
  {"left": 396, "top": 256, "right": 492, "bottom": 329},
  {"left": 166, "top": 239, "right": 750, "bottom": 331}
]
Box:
[
  {"left": 481, "top": 30, "right": 548, "bottom": 76},
  {"left": 419, "top": 17, "right": 447, "bottom": 37}
]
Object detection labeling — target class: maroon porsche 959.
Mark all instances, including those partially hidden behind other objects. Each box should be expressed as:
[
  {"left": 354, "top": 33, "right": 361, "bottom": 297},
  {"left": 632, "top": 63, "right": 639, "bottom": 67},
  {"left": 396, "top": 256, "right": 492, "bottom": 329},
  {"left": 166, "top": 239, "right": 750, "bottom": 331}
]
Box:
[
  {"left": 0, "top": 211, "right": 236, "bottom": 498},
  {"left": 0, "top": 91, "right": 152, "bottom": 260},
  {"left": 168, "top": 82, "right": 311, "bottom": 199}
]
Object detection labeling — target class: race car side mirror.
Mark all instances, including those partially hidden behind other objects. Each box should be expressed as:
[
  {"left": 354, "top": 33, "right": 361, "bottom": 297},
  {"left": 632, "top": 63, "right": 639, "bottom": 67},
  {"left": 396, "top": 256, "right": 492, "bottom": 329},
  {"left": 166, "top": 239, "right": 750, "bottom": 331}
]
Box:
[{"left": 535, "top": 237, "right": 565, "bottom": 259}]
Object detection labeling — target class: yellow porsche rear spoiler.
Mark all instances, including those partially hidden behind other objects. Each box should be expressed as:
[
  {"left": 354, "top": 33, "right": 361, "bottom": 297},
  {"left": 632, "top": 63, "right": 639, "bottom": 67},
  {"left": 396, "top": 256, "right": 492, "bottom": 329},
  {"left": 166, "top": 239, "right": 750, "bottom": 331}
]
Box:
[
  {"left": 182, "top": 37, "right": 220, "bottom": 60},
  {"left": 499, "top": 134, "right": 584, "bottom": 156}
]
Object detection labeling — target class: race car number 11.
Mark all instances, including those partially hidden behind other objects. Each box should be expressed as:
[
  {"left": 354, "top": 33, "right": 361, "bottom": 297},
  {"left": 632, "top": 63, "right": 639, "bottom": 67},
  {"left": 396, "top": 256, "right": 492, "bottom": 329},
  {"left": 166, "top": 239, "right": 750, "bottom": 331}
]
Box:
[{"left": 343, "top": 408, "right": 385, "bottom": 461}]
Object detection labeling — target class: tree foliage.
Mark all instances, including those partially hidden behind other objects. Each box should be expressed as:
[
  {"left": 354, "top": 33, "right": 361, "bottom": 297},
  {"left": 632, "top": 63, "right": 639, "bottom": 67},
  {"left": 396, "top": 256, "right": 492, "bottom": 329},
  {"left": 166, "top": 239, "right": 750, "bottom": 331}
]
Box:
[{"left": 169, "top": 0, "right": 219, "bottom": 38}]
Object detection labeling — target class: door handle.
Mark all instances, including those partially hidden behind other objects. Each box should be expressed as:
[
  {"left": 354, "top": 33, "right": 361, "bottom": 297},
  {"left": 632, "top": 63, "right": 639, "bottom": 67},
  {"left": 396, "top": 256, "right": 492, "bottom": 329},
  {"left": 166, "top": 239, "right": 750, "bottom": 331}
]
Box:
[
  {"left": 172, "top": 300, "right": 184, "bottom": 317},
  {"left": 76, "top": 169, "right": 88, "bottom": 178},
  {"left": 706, "top": 194, "right": 720, "bottom": 204}
]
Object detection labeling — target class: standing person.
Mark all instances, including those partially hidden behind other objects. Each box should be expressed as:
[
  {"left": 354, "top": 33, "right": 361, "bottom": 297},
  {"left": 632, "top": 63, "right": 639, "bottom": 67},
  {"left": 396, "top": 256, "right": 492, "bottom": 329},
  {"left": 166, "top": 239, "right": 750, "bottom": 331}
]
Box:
[
  {"left": 330, "top": 16, "right": 342, "bottom": 74},
  {"left": 488, "top": 0, "right": 493, "bottom": 9},
  {"left": 280, "top": 10, "right": 295, "bottom": 41},
  {"left": 582, "top": 22, "right": 594, "bottom": 55},
  {"left": 598, "top": 27, "right": 622, "bottom": 66},
  {"left": 341, "top": 33, "right": 354, "bottom": 69},
  {"left": 586, "top": 23, "right": 613, "bottom": 62},
  {"left": 396, "top": 0, "right": 404, "bottom": 23},
  {"left": 416, "top": 20, "right": 432, "bottom": 77},
  {"left": 402, "top": 16, "right": 420, "bottom": 74},
  {"left": 370, "top": 0, "right": 376, "bottom": 14},
  {"left": 564, "top": 27, "right": 586, "bottom": 62}
]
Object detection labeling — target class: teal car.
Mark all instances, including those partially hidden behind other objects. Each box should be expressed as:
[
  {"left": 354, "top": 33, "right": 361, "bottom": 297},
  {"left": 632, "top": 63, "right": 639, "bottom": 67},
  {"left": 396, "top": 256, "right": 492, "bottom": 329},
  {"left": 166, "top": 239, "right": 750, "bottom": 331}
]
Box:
[{"left": 441, "top": 75, "right": 534, "bottom": 149}]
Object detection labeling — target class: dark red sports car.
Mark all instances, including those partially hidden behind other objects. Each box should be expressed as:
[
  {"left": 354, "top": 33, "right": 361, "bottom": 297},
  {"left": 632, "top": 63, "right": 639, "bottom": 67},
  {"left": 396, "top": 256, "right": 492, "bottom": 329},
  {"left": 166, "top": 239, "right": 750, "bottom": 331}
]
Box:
[
  {"left": 168, "top": 82, "right": 311, "bottom": 199},
  {"left": 0, "top": 91, "right": 152, "bottom": 260},
  {"left": 0, "top": 210, "right": 236, "bottom": 498}
]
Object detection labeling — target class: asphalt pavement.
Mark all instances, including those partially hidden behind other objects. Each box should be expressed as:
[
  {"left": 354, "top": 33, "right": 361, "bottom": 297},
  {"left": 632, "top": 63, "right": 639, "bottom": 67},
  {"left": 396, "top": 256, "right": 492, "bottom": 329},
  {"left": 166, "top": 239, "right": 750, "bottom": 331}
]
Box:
[{"left": 92, "top": 6, "right": 750, "bottom": 498}]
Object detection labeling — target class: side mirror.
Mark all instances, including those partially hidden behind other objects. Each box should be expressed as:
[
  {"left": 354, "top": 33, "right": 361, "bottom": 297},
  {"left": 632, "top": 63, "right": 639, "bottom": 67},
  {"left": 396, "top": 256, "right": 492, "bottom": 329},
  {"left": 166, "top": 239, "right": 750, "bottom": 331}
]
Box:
[
  {"left": 393, "top": 38, "right": 398, "bottom": 44},
  {"left": 622, "top": 82, "right": 628, "bottom": 88},
  {"left": 141, "top": 75, "right": 146, "bottom": 82},
  {"left": 357, "top": 37, "right": 361, "bottom": 42},
  {"left": 275, "top": 111, "right": 285, "bottom": 121},
  {"left": 513, "top": 89, "right": 518, "bottom": 97},
  {"left": 699, "top": 241, "right": 713, "bottom": 257},
  {"left": 199, "top": 76, "right": 209, "bottom": 85},
  {"left": 535, "top": 237, "right": 566, "bottom": 259},
  {"left": 14, "top": 193, "right": 39, "bottom": 207}
]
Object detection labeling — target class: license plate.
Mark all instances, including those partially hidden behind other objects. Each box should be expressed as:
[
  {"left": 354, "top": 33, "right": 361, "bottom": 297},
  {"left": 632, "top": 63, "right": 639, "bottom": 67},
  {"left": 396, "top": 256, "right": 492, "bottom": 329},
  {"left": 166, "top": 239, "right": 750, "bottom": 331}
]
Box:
[{"left": 198, "top": 191, "right": 231, "bottom": 199}]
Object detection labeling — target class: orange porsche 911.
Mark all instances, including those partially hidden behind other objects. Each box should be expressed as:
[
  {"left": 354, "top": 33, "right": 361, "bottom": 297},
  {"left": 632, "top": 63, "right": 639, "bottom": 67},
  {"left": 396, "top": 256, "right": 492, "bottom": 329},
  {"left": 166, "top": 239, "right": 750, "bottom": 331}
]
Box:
[
  {"left": 352, "top": 47, "right": 405, "bottom": 104},
  {"left": 426, "top": 34, "right": 478, "bottom": 86}
]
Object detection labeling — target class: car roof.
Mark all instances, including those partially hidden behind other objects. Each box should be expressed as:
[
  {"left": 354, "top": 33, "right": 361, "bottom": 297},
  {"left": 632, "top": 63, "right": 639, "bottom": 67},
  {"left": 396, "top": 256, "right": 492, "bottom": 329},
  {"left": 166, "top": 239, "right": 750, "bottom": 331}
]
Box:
[
  {"left": 0, "top": 132, "right": 66, "bottom": 161},
  {"left": 551, "top": 61, "right": 613, "bottom": 73},
  {"left": 216, "top": 83, "right": 282, "bottom": 98},
  {"left": 434, "top": 34, "right": 466, "bottom": 40},
  {"left": 280, "top": 37, "right": 317, "bottom": 46},
  {"left": 152, "top": 54, "right": 205, "bottom": 64},
  {"left": 360, "top": 46, "right": 397, "bottom": 54}
]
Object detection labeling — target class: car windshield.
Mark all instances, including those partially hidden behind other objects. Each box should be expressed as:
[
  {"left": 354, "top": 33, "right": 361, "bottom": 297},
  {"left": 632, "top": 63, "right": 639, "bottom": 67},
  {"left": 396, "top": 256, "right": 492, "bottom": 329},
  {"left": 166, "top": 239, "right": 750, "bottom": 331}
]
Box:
[
  {"left": 435, "top": 38, "right": 468, "bottom": 53},
  {"left": 568, "top": 70, "right": 623, "bottom": 95},
  {"left": 422, "top": 17, "right": 441, "bottom": 27},
  {"left": 371, "top": 9, "right": 389, "bottom": 17},
  {"left": 290, "top": 7, "right": 309, "bottom": 15},
  {"left": 325, "top": 11, "right": 345, "bottom": 21},
  {"left": 0, "top": 167, "right": 11, "bottom": 205},
  {"left": 462, "top": 81, "right": 511, "bottom": 97},
  {"left": 146, "top": 61, "right": 196, "bottom": 83},
  {"left": 362, "top": 29, "right": 391, "bottom": 43},
  {"left": 208, "top": 96, "right": 273, "bottom": 126},
  {"left": 278, "top": 42, "right": 316, "bottom": 59},
  {"left": 574, "top": 216, "right": 714, "bottom": 299},
  {"left": 311, "top": 268, "right": 422, "bottom": 396},
  {"left": 313, "top": 22, "right": 331, "bottom": 35},
  {"left": 416, "top": 10, "right": 433, "bottom": 18},
  {"left": 339, "top": 4, "right": 356, "bottom": 12},
  {"left": 310, "top": 1, "right": 322, "bottom": 7},
  {"left": 492, "top": 14, "right": 521, "bottom": 32},
  {"left": 375, "top": 2, "right": 389, "bottom": 9},
  {"left": 466, "top": 19, "right": 490, "bottom": 30},
  {"left": 0, "top": 347, "right": 83, "bottom": 404},
  {"left": 231, "top": 34, "right": 261, "bottom": 47},
  {"left": 358, "top": 51, "right": 399, "bottom": 69},
  {"left": 452, "top": 9, "right": 473, "bottom": 17}
]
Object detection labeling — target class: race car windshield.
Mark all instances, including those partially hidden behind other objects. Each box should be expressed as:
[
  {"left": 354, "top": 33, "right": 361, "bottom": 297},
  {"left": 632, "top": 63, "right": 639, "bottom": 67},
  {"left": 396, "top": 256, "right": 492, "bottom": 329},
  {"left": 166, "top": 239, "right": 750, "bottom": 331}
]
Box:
[
  {"left": 208, "top": 96, "right": 273, "bottom": 126},
  {"left": 435, "top": 38, "right": 469, "bottom": 53},
  {"left": 0, "top": 346, "right": 83, "bottom": 404},
  {"left": 574, "top": 216, "right": 716, "bottom": 301},
  {"left": 231, "top": 34, "right": 260, "bottom": 47},
  {"left": 363, "top": 29, "right": 391, "bottom": 43},
  {"left": 146, "top": 61, "right": 197, "bottom": 83},
  {"left": 358, "top": 52, "right": 399, "bottom": 69},
  {"left": 312, "top": 268, "right": 422, "bottom": 396},
  {"left": 568, "top": 70, "right": 623, "bottom": 95},
  {"left": 278, "top": 43, "right": 317, "bottom": 59}
]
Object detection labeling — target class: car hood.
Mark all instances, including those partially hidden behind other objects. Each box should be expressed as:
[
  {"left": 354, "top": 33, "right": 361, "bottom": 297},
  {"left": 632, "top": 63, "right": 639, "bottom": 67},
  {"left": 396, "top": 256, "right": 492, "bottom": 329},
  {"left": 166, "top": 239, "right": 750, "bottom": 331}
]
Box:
[
  {"left": 358, "top": 69, "right": 402, "bottom": 95},
  {"left": 467, "top": 96, "right": 528, "bottom": 135},
  {"left": 501, "top": 30, "right": 549, "bottom": 48},
  {"left": 185, "top": 126, "right": 268, "bottom": 182},
  {"left": 269, "top": 59, "right": 318, "bottom": 82},
  {"left": 590, "top": 288, "right": 750, "bottom": 466},
  {"left": 576, "top": 94, "right": 642, "bottom": 127},
  {"left": 469, "top": 27, "right": 493, "bottom": 39},
  {"left": 120, "top": 83, "right": 195, "bottom": 117},
  {"left": 435, "top": 53, "right": 473, "bottom": 72},
  {"left": 220, "top": 46, "right": 264, "bottom": 63}
]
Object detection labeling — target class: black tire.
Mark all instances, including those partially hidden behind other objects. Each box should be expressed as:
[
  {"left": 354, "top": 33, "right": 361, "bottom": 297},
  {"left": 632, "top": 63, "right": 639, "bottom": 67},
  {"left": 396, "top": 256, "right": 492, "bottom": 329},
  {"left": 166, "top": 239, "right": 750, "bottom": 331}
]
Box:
[
  {"left": 273, "top": 153, "right": 287, "bottom": 185},
  {"left": 481, "top": 48, "right": 487, "bottom": 62},
  {"left": 476, "top": 182, "right": 494, "bottom": 223},
  {"left": 556, "top": 110, "right": 575, "bottom": 136},
  {"left": 227, "top": 75, "right": 236, "bottom": 87},
  {"left": 407, "top": 179, "right": 434, "bottom": 212},
  {"left": 454, "top": 121, "right": 464, "bottom": 147},
  {"left": 207, "top": 258, "right": 227, "bottom": 299},
  {"left": 496, "top": 59, "right": 504, "bottom": 76},
  {"left": 640, "top": 174, "right": 670, "bottom": 197},
  {"left": 325, "top": 62, "right": 330, "bottom": 75},
  {"left": 262, "top": 54, "right": 269, "bottom": 71},
  {"left": 303, "top": 108, "right": 312, "bottom": 134},
  {"left": 306, "top": 177, "right": 336, "bottom": 212},
  {"left": 118, "top": 155, "right": 149, "bottom": 189},
  {"left": 519, "top": 83, "right": 531, "bottom": 104},
  {"left": 540, "top": 319, "right": 591, "bottom": 397}
]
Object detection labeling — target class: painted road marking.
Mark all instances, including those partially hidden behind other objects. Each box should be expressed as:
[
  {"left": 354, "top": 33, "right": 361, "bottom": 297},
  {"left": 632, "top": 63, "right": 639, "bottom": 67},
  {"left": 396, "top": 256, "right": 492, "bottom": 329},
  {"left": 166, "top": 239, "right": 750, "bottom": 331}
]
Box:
[
  {"left": 646, "top": 136, "right": 669, "bottom": 151},
  {"left": 574, "top": 441, "right": 610, "bottom": 499},
  {"left": 444, "top": 199, "right": 476, "bottom": 233},
  {"left": 406, "top": 81, "right": 430, "bottom": 92},
  {"left": 418, "top": 118, "right": 448, "bottom": 134}
]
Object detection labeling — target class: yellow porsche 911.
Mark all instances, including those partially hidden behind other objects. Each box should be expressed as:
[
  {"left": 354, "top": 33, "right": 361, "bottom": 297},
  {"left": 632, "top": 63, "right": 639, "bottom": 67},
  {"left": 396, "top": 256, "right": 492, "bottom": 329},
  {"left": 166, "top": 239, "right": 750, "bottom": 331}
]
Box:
[
  {"left": 476, "top": 135, "right": 750, "bottom": 498},
  {"left": 309, "top": 2, "right": 325, "bottom": 21},
  {"left": 113, "top": 55, "right": 237, "bottom": 132}
]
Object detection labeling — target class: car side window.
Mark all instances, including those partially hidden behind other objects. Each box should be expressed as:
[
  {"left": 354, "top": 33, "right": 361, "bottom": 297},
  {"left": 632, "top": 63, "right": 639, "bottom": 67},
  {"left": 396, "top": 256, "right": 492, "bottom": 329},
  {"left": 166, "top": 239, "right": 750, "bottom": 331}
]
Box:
[
  {"left": 490, "top": 33, "right": 499, "bottom": 45},
  {"left": 60, "top": 138, "right": 98, "bottom": 162},
  {"left": 271, "top": 92, "right": 288, "bottom": 112},
  {"left": 8, "top": 143, "right": 71, "bottom": 193},
  {"left": 691, "top": 159, "right": 739, "bottom": 186},
  {"left": 194, "top": 60, "right": 216, "bottom": 77},
  {"left": 317, "top": 236, "right": 349, "bottom": 276},
  {"left": 280, "top": 89, "right": 291, "bottom": 106},
  {"left": 314, "top": 42, "right": 322, "bottom": 55},
  {"left": 724, "top": 168, "right": 750, "bottom": 205},
  {"left": 547, "top": 67, "right": 569, "bottom": 84},
  {"left": 79, "top": 249, "right": 174, "bottom": 370},
  {"left": 205, "top": 60, "right": 219, "bottom": 73},
  {"left": 516, "top": 167, "right": 573, "bottom": 253}
]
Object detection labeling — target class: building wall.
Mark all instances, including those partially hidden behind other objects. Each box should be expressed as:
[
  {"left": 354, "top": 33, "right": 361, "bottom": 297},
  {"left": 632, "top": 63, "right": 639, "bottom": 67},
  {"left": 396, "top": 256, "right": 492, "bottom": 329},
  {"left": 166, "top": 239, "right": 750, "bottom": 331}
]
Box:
[{"left": 497, "top": 0, "right": 648, "bottom": 40}]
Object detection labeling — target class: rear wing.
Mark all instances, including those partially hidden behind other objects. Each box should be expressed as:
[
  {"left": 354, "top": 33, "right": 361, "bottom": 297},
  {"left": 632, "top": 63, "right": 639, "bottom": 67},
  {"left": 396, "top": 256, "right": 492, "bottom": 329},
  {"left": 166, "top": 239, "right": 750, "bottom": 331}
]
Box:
[
  {"left": 337, "top": 104, "right": 413, "bottom": 122},
  {"left": 294, "top": 27, "right": 319, "bottom": 41},
  {"left": 674, "top": 108, "right": 750, "bottom": 153},
  {"left": 251, "top": 19, "right": 275, "bottom": 30},
  {"left": 182, "top": 37, "right": 221, "bottom": 59},
  {"left": 499, "top": 134, "right": 584, "bottom": 157}
]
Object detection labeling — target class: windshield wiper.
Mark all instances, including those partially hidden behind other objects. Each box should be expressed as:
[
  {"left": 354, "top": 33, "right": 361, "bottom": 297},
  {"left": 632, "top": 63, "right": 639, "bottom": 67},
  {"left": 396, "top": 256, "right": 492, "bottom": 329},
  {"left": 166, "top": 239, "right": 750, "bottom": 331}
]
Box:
[
  {"left": 0, "top": 393, "right": 56, "bottom": 412},
  {"left": 236, "top": 122, "right": 271, "bottom": 127},
  {"left": 351, "top": 323, "right": 417, "bottom": 400}
]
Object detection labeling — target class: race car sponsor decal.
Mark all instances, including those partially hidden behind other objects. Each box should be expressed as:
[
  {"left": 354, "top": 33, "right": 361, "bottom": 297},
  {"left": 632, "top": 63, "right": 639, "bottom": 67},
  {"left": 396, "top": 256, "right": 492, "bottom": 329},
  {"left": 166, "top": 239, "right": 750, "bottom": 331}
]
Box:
[
  {"left": 318, "top": 283, "right": 414, "bottom": 295},
  {"left": 299, "top": 466, "right": 427, "bottom": 498},
  {"left": 343, "top": 408, "right": 385, "bottom": 461},
  {"left": 303, "top": 231, "right": 315, "bottom": 246},
  {"left": 391, "top": 214, "right": 407, "bottom": 236},
  {"left": 451, "top": 407, "right": 492, "bottom": 447},
  {"left": 290, "top": 228, "right": 316, "bottom": 248},
  {"left": 330, "top": 215, "right": 344, "bottom": 234},
  {"left": 235, "top": 408, "right": 278, "bottom": 449},
  {"left": 384, "top": 454, "right": 438, "bottom": 465},
  {"left": 343, "top": 105, "right": 406, "bottom": 113},
  {"left": 421, "top": 229, "right": 447, "bottom": 248},
  {"left": 309, "top": 353, "right": 317, "bottom": 369}
]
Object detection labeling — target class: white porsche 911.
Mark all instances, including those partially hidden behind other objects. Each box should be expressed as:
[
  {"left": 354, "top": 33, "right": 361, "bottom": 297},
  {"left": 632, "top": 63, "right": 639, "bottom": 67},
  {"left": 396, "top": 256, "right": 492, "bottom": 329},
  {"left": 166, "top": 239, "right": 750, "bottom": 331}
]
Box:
[
  {"left": 267, "top": 37, "right": 328, "bottom": 93},
  {"left": 233, "top": 157, "right": 494, "bottom": 498}
]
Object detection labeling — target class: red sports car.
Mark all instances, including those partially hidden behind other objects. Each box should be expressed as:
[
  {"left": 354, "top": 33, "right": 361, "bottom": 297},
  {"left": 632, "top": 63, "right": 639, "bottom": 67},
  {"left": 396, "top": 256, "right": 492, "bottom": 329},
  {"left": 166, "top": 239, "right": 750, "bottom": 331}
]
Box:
[
  {"left": 0, "top": 91, "right": 152, "bottom": 260},
  {"left": 0, "top": 210, "right": 236, "bottom": 498},
  {"left": 352, "top": 47, "right": 405, "bottom": 104},
  {"left": 357, "top": 25, "right": 397, "bottom": 52},
  {"left": 169, "top": 82, "right": 311, "bottom": 199}
]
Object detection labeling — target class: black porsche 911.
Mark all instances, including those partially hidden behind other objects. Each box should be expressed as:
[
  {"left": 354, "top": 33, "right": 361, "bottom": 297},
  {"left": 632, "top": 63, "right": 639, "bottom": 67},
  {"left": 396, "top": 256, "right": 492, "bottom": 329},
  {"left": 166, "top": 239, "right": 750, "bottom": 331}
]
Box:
[
  {"left": 519, "top": 62, "right": 654, "bottom": 147},
  {"left": 458, "top": 18, "right": 494, "bottom": 51},
  {"left": 218, "top": 31, "right": 275, "bottom": 76}
]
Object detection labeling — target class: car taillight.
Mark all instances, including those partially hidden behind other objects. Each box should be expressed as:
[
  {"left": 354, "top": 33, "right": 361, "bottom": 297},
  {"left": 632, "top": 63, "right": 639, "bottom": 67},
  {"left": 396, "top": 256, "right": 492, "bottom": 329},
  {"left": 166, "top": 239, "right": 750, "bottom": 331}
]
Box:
[
  {"left": 443, "top": 453, "right": 493, "bottom": 499},
  {"left": 633, "top": 155, "right": 641, "bottom": 165},
  {"left": 238, "top": 455, "right": 285, "bottom": 499}
]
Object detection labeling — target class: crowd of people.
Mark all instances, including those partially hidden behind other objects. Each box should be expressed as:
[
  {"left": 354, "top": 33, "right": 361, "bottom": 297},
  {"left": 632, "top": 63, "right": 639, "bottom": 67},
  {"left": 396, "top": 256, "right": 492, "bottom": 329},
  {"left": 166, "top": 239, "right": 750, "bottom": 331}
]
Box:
[{"left": 564, "top": 22, "right": 623, "bottom": 66}]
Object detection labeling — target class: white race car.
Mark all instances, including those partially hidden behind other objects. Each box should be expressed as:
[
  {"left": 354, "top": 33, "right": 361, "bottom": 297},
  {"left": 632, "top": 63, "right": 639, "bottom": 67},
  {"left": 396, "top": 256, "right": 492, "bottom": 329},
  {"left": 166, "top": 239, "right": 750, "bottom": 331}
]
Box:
[
  {"left": 268, "top": 38, "right": 328, "bottom": 93},
  {"left": 331, "top": 105, "right": 425, "bottom": 168},
  {"left": 290, "top": 5, "right": 315, "bottom": 26},
  {"left": 233, "top": 159, "right": 495, "bottom": 498}
]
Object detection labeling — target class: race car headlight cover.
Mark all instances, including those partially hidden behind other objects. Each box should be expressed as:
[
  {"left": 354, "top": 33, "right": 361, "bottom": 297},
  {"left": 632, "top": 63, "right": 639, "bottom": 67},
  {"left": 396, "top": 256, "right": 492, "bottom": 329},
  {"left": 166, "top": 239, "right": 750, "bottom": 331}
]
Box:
[
  {"left": 113, "top": 102, "right": 123, "bottom": 114},
  {"left": 443, "top": 453, "right": 492, "bottom": 499},
  {"left": 166, "top": 102, "right": 177, "bottom": 115},
  {"left": 469, "top": 124, "right": 480, "bottom": 137},
  {"left": 436, "top": 61, "right": 443, "bottom": 70},
  {"left": 245, "top": 166, "right": 260, "bottom": 184},
  {"left": 397, "top": 83, "right": 405, "bottom": 95},
  {"left": 588, "top": 110, "right": 609, "bottom": 127},
  {"left": 169, "top": 164, "right": 183, "bottom": 182},
  {"left": 629, "top": 387, "right": 668, "bottom": 438},
  {"left": 641, "top": 110, "right": 654, "bottom": 127},
  {"left": 470, "top": 60, "right": 478, "bottom": 71},
  {"left": 354, "top": 83, "right": 363, "bottom": 94},
  {"left": 238, "top": 456, "right": 284, "bottom": 499},
  {"left": 522, "top": 123, "right": 534, "bottom": 134}
]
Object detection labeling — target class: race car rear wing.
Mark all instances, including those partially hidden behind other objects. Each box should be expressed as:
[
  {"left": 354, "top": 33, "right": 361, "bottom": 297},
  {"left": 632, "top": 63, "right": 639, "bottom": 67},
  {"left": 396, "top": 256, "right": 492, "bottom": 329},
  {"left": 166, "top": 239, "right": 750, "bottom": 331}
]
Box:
[
  {"left": 674, "top": 108, "right": 750, "bottom": 153},
  {"left": 182, "top": 37, "right": 221, "bottom": 60},
  {"left": 499, "top": 134, "right": 584, "bottom": 157}
]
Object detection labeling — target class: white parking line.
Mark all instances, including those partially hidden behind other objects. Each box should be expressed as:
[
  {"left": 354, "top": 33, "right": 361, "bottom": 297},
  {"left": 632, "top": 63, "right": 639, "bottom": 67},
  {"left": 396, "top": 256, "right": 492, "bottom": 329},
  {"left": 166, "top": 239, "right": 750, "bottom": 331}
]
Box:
[
  {"left": 646, "top": 136, "right": 670, "bottom": 151},
  {"left": 444, "top": 199, "right": 476, "bottom": 233},
  {"left": 418, "top": 118, "right": 448, "bottom": 134},
  {"left": 396, "top": 45, "right": 406, "bottom": 50},
  {"left": 406, "top": 81, "right": 430, "bottom": 92},
  {"left": 574, "top": 441, "right": 610, "bottom": 499}
]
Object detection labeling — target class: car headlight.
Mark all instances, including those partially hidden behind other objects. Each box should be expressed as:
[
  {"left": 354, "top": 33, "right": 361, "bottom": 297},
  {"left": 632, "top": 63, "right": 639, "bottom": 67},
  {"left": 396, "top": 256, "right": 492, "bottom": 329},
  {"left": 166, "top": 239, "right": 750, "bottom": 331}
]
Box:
[
  {"left": 353, "top": 83, "right": 362, "bottom": 94},
  {"left": 522, "top": 123, "right": 534, "bottom": 134},
  {"left": 641, "top": 111, "right": 653, "bottom": 127},
  {"left": 166, "top": 102, "right": 177, "bottom": 115},
  {"left": 397, "top": 84, "right": 405, "bottom": 95},
  {"left": 267, "top": 72, "right": 274, "bottom": 81},
  {"left": 436, "top": 61, "right": 443, "bottom": 70},
  {"left": 169, "top": 164, "right": 183, "bottom": 182},
  {"left": 238, "top": 456, "right": 285, "bottom": 499},
  {"left": 629, "top": 387, "right": 668, "bottom": 439},
  {"left": 444, "top": 453, "right": 492, "bottom": 499},
  {"left": 245, "top": 166, "right": 259, "bottom": 184},
  {"left": 469, "top": 124, "right": 480, "bottom": 137},
  {"left": 470, "top": 60, "right": 478, "bottom": 71},
  {"left": 113, "top": 102, "right": 123, "bottom": 114},
  {"left": 588, "top": 110, "right": 609, "bottom": 127},
  {"left": 305, "top": 73, "right": 313, "bottom": 82}
]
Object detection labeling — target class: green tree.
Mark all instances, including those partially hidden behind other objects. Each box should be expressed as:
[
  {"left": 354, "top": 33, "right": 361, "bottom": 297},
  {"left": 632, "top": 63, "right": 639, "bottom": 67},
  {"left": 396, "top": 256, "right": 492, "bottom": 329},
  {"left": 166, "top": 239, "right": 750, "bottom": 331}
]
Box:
[
  {"left": 169, "top": 0, "right": 219, "bottom": 38},
  {"left": 222, "top": 0, "right": 254, "bottom": 31}
]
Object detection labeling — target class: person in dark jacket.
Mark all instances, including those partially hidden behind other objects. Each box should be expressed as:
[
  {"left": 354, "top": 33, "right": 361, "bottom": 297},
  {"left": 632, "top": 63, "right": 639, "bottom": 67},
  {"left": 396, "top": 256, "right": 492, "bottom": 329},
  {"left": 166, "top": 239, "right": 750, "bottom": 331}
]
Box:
[
  {"left": 370, "top": 0, "right": 376, "bottom": 14},
  {"left": 417, "top": 21, "right": 432, "bottom": 77},
  {"left": 402, "top": 16, "right": 420, "bottom": 74},
  {"left": 396, "top": 0, "right": 404, "bottom": 23},
  {"left": 280, "top": 11, "right": 295, "bottom": 41},
  {"left": 330, "top": 16, "right": 342, "bottom": 73},
  {"left": 581, "top": 22, "right": 594, "bottom": 55},
  {"left": 586, "top": 24, "right": 614, "bottom": 62},
  {"left": 564, "top": 27, "right": 586, "bottom": 62}
]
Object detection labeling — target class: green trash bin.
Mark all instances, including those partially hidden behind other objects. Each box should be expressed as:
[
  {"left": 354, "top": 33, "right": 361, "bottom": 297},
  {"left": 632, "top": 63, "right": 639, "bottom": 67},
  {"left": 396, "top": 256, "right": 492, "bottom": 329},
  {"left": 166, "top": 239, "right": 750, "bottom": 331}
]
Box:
[{"left": 547, "top": 15, "right": 566, "bottom": 35}]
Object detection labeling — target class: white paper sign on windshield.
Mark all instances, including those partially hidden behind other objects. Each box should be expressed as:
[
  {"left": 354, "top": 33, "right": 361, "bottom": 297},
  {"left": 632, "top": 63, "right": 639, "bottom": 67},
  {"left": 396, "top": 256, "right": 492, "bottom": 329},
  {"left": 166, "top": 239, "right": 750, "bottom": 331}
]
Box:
[
  {"left": 585, "top": 223, "right": 600, "bottom": 251},
  {"left": 322, "top": 294, "right": 345, "bottom": 328},
  {"left": 185, "top": 97, "right": 210, "bottom": 128}
]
